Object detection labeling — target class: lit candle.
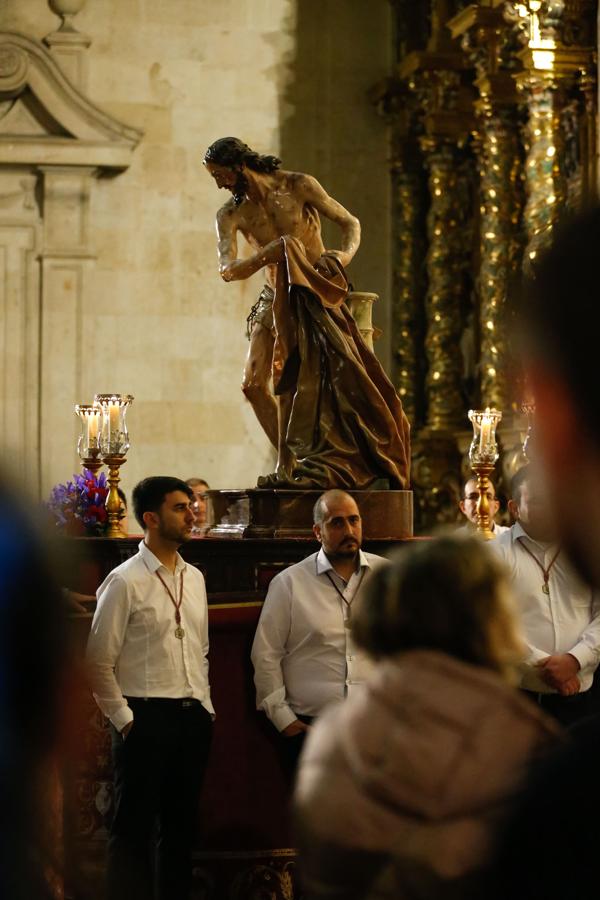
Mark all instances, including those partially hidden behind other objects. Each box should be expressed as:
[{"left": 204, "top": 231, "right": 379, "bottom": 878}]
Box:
[
  {"left": 109, "top": 401, "right": 120, "bottom": 442},
  {"left": 87, "top": 411, "right": 99, "bottom": 445},
  {"left": 480, "top": 410, "right": 493, "bottom": 453}
]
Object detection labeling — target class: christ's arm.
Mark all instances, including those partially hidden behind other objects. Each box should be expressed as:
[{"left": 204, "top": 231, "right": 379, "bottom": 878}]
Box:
[
  {"left": 215, "top": 205, "right": 283, "bottom": 282},
  {"left": 298, "top": 175, "right": 361, "bottom": 269}
]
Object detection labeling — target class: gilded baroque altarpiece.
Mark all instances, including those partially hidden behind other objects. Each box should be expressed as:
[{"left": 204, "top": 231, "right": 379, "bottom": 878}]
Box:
[{"left": 373, "top": 0, "right": 598, "bottom": 531}]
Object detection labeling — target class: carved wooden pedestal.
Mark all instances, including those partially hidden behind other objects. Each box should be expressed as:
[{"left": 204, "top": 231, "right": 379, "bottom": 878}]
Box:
[{"left": 208, "top": 489, "right": 414, "bottom": 540}]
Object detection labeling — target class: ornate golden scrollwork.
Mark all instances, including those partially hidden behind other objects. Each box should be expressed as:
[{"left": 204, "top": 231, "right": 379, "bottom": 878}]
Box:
[
  {"left": 450, "top": 3, "right": 525, "bottom": 414},
  {"left": 511, "top": 0, "right": 597, "bottom": 263}
]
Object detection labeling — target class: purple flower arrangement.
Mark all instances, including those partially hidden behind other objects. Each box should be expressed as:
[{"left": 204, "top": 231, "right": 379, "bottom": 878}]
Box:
[{"left": 47, "top": 469, "right": 109, "bottom": 536}]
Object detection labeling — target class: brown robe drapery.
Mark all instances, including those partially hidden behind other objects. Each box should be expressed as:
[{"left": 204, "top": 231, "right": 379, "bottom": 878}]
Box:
[{"left": 258, "top": 236, "right": 410, "bottom": 490}]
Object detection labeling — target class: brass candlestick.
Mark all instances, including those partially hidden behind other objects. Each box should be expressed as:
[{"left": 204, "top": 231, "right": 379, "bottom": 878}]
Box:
[
  {"left": 80, "top": 450, "right": 103, "bottom": 477},
  {"left": 103, "top": 454, "right": 127, "bottom": 538},
  {"left": 470, "top": 460, "right": 496, "bottom": 540},
  {"left": 468, "top": 407, "right": 503, "bottom": 541}
]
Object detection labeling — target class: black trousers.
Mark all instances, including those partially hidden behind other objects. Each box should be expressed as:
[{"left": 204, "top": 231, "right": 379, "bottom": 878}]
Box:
[
  {"left": 521, "top": 688, "right": 599, "bottom": 729},
  {"left": 278, "top": 714, "right": 315, "bottom": 786},
  {"left": 108, "top": 698, "right": 212, "bottom": 900}
]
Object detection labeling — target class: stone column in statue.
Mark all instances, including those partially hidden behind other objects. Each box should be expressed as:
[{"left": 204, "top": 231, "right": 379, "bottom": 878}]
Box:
[{"left": 204, "top": 137, "right": 411, "bottom": 491}]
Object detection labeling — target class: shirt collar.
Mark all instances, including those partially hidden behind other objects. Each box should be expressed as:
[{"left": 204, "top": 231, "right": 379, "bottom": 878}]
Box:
[
  {"left": 139, "top": 540, "right": 187, "bottom": 576},
  {"left": 316, "top": 546, "right": 370, "bottom": 577},
  {"left": 510, "top": 521, "right": 557, "bottom": 553}
]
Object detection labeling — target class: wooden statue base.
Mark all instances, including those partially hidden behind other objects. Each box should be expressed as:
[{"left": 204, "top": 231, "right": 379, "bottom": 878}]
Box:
[{"left": 207, "top": 488, "right": 413, "bottom": 540}]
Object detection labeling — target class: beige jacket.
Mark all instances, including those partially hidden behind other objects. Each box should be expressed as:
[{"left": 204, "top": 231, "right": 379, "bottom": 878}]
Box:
[{"left": 294, "top": 650, "right": 562, "bottom": 900}]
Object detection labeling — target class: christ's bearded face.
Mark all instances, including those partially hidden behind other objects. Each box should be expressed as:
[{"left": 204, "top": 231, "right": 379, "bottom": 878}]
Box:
[{"left": 204, "top": 160, "right": 248, "bottom": 205}]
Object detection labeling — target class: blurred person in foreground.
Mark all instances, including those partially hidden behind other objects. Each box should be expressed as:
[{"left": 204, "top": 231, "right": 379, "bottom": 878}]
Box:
[
  {"left": 521, "top": 208, "right": 600, "bottom": 590},
  {"left": 0, "top": 481, "right": 69, "bottom": 899},
  {"left": 486, "top": 208, "right": 600, "bottom": 899},
  {"left": 294, "top": 535, "right": 561, "bottom": 900}
]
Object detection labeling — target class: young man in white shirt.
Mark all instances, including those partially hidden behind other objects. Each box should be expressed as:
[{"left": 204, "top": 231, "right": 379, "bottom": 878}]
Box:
[
  {"left": 493, "top": 465, "right": 600, "bottom": 727},
  {"left": 458, "top": 477, "right": 509, "bottom": 537},
  {"left": 251, "top": 489, "right": 387, "bottom": 779},
  {"left": 86, "top": 476, "right": 214, "bottom": 900}
]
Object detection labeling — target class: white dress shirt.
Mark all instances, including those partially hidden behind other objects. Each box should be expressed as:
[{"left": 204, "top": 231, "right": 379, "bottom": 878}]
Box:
[
  {"left": 86, "top": 541, "right": 214, "bottom": 731},
  {"left": 493, "top": 523, "right": 600, "bottom": 692},
  {"left": 251, "top": 548, "right": 387, "bottom": 731}
]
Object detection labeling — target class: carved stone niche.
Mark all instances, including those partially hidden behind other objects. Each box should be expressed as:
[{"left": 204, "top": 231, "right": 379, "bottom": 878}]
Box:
[{"left": 0, "top": 32, "right": 141, "bottom": 495}]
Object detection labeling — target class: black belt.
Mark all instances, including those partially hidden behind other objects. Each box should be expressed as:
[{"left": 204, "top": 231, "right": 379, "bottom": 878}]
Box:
[{"left": 125, "top": 696, "right": 202, "bottom": 709}]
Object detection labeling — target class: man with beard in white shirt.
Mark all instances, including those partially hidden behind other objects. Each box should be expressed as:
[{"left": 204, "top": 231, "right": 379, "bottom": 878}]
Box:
[
  {"left": 493, "top": 464, "right": 600, "bottom": 727},
  {"left": 86, "top": 476, "right": 214, "bottom": 900},
  {"left": 251, "top": 489, "right": 387, "bottom": 780}
]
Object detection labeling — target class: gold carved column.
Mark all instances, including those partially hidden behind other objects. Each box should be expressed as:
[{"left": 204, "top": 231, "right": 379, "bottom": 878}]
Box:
[
  {"left": 510, "top": 0, "right": 597, "bottom": 264},
  {"left": 420, "top": 129, "right": 472, "bottom": 428},
  {"left": 369, "top": 74, "right": 425, "bottom": 427},
  {"left": 391, "top": 146, "right": 424, "bottom": 426},
  {"left": 399, "top": 16, "right": 475, "bottom": 431},
  {"left": 397, "top": 12, "right": 476, "bottom": 529},
  {"left": 450, "top": 4, "right": 525, "bottom": 416}
]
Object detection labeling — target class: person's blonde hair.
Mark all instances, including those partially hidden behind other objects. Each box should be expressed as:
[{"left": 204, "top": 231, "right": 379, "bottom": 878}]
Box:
[{"left": 353, "top": 534, "right": 523, "bottom": 680}]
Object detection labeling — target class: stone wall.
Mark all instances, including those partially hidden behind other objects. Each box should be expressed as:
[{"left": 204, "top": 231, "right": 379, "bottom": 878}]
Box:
[{"left": 0, "top": 0, "right": 392, "bottom": 501}]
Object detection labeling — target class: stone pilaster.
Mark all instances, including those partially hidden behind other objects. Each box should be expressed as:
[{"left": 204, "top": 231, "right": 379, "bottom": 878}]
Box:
[
  {"left": 39, "top": 165, "right": 97, "bottom": 492},
  {"left": 0, "top": 173, "right": 41, "bottom": 490}
]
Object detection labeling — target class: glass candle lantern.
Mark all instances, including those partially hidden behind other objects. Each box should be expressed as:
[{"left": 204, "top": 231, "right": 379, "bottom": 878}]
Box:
[
  {"left": 468, "top": 407, "right": 502, "bottom": 465},
  {"left": 521, "top": 400, "right": 536, "bottom": 461},
  {"left": 75, "top": 403, "right": 102, "bottom": 455},
  {"left": 95, "top": 394, "right": 134, "bottom": 456},
  {"left": 75, "top": 403, "right": 103, "bottom": 474}
]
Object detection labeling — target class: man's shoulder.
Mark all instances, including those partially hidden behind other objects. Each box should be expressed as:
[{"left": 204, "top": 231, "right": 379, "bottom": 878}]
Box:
[
  {"left": 111, "top": 549, "right": 145, "bottom": 577},
  {"left": 363, "top": 551, "right": 389, "bottom": 570},
  {"left": 281, "top": 551, "right": 320, "bottom": 578},
  {"left": 101, "top": 550, "right": 149, "bottom": 587},
  {"left": 493, "top": 526, "right": 515, "bottom": 555},
  {"left": 184, "top": 562, "right": 206, "bottom": 588},
  {"left": 267, "top": 552, "right": 319, "bottom": 588}
]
